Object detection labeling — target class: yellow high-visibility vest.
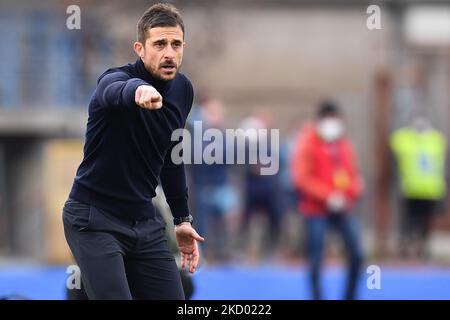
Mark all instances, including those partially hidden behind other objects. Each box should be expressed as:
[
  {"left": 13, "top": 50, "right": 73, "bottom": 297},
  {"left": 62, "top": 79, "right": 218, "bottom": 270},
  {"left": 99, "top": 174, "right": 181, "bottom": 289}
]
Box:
[{"left": 390, "top": 127, "right": 447, "bottom": 200}]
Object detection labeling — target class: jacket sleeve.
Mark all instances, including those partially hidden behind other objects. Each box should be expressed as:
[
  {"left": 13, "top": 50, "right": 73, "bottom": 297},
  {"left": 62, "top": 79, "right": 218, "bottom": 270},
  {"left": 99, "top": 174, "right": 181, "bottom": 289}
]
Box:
[
  {"left": 160, "top": 137, "right": 190, "bottom": 218},
  {"left": 160, "top": 77, "right": 194, "bottom": 218},
  {"left": 95, "top": 70, "right": 149, "bottom": 110},
  {"left": 290, "top": 132, "right": 332, "bottom": 202}
]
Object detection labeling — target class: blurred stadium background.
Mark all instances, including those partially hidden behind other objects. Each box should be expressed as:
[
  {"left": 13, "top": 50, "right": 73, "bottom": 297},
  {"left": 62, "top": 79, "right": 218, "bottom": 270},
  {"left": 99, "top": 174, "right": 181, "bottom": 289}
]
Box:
[{"left": 0, "top": 0, "right": 449, "bottom": 299}]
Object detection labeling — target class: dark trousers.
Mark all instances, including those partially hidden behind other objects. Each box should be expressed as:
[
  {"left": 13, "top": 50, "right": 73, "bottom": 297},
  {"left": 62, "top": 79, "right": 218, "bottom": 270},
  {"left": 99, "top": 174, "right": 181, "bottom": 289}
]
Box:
[
  {"left": 242, "top": 187, "right": 282, "bottom": 245},
  {"left": 304, "top": 213, "right": 363, "bottom": 300},
  {"left": 400, "top": 198, "right": 436, "bottom": 258},
  {"left": 63, "top": 198, "right": 185, "bottom": 300}
]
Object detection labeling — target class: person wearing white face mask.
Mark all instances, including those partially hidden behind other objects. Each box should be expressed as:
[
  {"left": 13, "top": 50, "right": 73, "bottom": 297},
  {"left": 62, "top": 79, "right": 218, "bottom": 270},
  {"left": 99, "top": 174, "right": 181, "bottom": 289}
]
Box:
[
  {"left": 291, "top": 101, "right": 364, "bottom": 300},
  {"left": 316, "top": 117, "right": 345, "bottom": 143}
]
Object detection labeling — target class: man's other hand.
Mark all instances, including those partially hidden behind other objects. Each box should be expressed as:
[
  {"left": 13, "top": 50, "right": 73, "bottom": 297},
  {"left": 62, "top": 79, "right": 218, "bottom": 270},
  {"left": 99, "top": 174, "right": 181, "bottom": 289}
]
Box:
[{"left": 175, "top": 222, "right": 204, "bottom": 273}]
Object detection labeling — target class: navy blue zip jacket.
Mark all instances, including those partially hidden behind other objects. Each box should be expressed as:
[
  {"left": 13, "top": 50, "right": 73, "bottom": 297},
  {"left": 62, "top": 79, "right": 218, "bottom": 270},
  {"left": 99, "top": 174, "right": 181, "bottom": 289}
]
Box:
[{"left": 69, "top": 58, "right": 193, "bottom": 220}]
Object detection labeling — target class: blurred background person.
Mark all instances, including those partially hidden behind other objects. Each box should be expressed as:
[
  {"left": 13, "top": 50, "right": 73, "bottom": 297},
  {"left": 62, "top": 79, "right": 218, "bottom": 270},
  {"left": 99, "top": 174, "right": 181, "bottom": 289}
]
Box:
[
  {"left": 238, "top": 110, "right": 283, "bottom": 263},
  {"left": 291, "top": 101, "right": 364, "bottom": 300},
  {"left": 390, "top": 114, "right": 448, "bottom": 260},
  {"left": 188, "top": 96, "right": 237, "bottom": 263},
  {"left": 276, "top": 122, "right": 302, "bottom": 261}
]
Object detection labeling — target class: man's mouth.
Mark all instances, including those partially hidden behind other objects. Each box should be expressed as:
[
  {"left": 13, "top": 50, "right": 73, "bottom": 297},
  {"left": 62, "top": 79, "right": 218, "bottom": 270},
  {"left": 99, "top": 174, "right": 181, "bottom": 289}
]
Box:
[{"left": 161, "top": 64, "right": 176, "bottom": 72}]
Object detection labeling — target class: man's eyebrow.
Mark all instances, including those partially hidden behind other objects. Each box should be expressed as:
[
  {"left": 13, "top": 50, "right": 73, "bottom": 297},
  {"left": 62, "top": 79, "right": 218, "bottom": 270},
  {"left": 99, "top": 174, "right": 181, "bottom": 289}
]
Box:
[{"left": 152, "top": 39, "right": 168, "bottom": 44}]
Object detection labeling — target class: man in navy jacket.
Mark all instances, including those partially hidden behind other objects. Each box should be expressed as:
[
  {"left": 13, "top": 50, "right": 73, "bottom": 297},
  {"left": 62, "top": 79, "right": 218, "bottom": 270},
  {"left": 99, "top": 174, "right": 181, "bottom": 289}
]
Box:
[{"left": 63, "top": 3, "right": 203, "bottom": 299}]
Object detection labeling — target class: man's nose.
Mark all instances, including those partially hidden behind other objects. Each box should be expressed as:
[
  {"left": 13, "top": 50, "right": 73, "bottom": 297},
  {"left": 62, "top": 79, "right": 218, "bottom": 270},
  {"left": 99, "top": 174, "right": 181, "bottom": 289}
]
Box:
[{"left": 163, "top": 46, "right": 176, "bottom": 59}]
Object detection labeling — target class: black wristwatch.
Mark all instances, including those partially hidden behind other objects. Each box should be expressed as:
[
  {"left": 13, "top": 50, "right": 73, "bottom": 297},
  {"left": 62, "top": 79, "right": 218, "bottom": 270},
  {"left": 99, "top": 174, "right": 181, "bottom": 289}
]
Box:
[{"left": 173, "top": 214, "right": 194, "bottom": 226}]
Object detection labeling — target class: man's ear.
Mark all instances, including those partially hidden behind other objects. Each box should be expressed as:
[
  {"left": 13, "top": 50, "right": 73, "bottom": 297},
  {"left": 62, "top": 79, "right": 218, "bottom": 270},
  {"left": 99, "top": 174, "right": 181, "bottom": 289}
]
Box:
[{"left": 133, "top": 42, "right": 144, "bottom": 58}]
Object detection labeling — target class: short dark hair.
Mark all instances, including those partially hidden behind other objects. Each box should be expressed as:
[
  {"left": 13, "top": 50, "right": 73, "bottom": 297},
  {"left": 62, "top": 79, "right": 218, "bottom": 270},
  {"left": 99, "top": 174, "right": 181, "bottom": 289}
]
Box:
[
  {"left": 137, "top": 3, "right": 185, "bottom": 43},
  {"left": 317, "top": 100, "right": 341, "bottom": 118}
]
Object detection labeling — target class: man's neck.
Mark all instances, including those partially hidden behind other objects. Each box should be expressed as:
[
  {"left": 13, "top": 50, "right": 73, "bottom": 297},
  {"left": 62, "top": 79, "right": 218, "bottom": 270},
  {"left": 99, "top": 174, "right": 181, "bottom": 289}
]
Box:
[{"left": 135, "top": 58, "right": 173, "bottom": 92}]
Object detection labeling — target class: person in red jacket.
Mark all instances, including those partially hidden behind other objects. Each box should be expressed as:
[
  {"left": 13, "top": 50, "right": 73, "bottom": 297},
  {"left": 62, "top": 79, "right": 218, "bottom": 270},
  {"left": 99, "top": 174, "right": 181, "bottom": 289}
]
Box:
[{"left": 291, "top": 101, "right": 364, "bottom": 300}]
